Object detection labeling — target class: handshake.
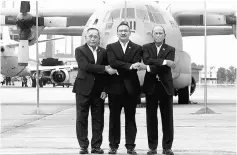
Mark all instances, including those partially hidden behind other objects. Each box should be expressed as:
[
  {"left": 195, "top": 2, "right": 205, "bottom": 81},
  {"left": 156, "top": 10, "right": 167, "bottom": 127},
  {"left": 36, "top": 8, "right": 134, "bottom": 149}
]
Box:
[
  {"left": 130, "top": 62, "right": 147, "bottom": 71},
  {"left": 105, "top": 65, "right": 118, "bottom": 75},
  {"left": 130, "top": 60, "right": 176, "bottom": 71}
]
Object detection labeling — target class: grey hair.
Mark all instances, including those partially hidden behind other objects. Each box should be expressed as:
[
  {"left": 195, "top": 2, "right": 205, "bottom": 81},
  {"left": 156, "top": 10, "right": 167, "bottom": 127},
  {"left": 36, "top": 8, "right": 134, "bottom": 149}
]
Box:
[{"left": 151, "top": 25, "right": 166, "bottom": 35}]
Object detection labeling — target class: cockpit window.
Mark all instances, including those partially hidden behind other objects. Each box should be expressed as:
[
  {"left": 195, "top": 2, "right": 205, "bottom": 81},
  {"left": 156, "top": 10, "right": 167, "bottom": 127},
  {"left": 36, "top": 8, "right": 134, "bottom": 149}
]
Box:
[
  {"left": 122, "top": 8, "right": 135, "bottom": 19},
  {"left": 146, "top": 5, "right": 156, "bottom": 12},
  {"left": 136, "top": 9, "right": 149, "bottom": 21},
  {"left": 103, "top": 11, "right": 110, "bottom": 22},
  {"left": 109, "top": 9, "right": 121, "bottom": 21},
  {"left": 153, "top": 13, "right": 166, "bottom": 24},
  {"left": 145, "top": 5, "right": 165, "bottom": 24},
  {"left": 147, "top": 11, "right": 155, "bottom": 23}
]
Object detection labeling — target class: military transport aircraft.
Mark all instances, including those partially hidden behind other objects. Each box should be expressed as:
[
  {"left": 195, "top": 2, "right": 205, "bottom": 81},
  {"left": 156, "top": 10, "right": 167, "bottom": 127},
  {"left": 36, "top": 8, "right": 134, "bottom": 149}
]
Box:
[
  {"left": 0, "top": 26, "right": 77, "bottom": 85},
  {"left": 0, "top": 0, "right": 236, "bottom": 104}
]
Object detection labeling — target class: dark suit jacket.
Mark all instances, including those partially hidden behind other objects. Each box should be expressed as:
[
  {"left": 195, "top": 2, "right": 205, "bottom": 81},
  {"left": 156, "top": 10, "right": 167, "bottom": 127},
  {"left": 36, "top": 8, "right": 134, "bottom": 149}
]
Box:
[
  {"left": 72, "top": 43, "right": 107, "bottom": 96},
  {"left": 106, "top": 41, "right": 142, "bottom": 95},
  {"left": 142, "top": 42, "right": 175, "bottom": 96}
]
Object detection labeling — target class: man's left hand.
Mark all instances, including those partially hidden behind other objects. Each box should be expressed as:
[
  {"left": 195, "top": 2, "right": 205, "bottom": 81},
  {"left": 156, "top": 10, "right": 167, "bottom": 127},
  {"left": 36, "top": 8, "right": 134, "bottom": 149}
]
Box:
[
  {"left": 137, "top": 63, "right": 147, "bottom": 71},
  {"left": 100, "top": 92, "right": 107, "bottom": 100}
]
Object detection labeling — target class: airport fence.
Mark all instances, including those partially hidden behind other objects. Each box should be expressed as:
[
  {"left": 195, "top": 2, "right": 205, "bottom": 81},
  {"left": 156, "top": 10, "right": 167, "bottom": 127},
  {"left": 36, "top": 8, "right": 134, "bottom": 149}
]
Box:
[{"left": 196, "top": 84, "right": 236, "bottom": 88}]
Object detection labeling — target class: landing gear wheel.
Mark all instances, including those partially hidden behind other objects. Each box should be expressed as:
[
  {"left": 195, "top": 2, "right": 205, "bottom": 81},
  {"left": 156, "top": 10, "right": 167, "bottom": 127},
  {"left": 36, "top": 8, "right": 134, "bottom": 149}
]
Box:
[{"left": 178, "top": 86, "right": 189, "bottom": 104}]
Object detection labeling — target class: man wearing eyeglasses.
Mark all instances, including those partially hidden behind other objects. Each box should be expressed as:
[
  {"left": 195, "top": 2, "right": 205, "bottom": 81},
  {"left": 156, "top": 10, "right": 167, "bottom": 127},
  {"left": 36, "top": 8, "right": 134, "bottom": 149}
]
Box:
[
  {"left": 73, "top": 27, "right": 117, "bottom": 154},
  {"left": 106, "top": 21, "right": 142, "bottom": 154}
]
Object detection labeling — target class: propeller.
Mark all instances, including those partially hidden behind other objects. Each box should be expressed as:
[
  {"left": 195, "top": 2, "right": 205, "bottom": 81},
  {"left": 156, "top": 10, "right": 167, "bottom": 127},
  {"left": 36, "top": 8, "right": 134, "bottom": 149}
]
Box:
[
  {"left": 1, "top": 1, "right": 68, "bottom": 66},
  {"left": 17, "top": 1, "right": 35, "bottom": 66},
  {"left": 226, "top": 14, "right": 236, "bottom": 38}
]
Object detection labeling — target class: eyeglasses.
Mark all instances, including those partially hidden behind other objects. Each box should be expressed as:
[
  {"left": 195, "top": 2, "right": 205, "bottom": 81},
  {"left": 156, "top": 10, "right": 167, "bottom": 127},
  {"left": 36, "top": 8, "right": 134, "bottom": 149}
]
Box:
[{"left": 87, "top": 35, "right": 99, "bottom": 39}]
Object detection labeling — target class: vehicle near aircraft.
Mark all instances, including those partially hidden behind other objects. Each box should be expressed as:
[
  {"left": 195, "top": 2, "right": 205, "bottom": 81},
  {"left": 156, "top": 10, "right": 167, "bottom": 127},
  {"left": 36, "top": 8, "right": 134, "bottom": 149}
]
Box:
[{"left": 1, "top": 0, "right": 236, "bottom": 104}]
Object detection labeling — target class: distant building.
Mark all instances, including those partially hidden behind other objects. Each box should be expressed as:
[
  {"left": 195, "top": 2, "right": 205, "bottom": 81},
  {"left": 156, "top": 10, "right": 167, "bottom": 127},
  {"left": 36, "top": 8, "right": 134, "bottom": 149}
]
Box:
[
  {"left": 191, "top": 66, "right": 203, "bottom": 84},
  {"left": 200, "top": 66, "right": 217, "bottom": 84}
]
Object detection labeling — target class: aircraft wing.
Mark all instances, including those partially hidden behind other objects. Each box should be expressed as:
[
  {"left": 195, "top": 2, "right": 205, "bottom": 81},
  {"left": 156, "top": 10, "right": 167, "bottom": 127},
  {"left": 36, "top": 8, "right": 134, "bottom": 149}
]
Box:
[
  {"left": 180, "top": 26, "right": 233, "bottom": 37},
  {"left": 1, "top": 6, "right": 97, "bottom": 27},
  {"left": 4, "top": 37, "right": 64, "bottom": 48},
  {"left": 29, "top": 64, "right": 77, "bottom": 72},
  {"left": 41, "top": 26, "right": 84, "bottom": 36},
  {"left": 169, "top": 1, "right": 236, "bottom": 25},
  {"left": 167, "top": 1, "right": 236, "bottom": 37}
]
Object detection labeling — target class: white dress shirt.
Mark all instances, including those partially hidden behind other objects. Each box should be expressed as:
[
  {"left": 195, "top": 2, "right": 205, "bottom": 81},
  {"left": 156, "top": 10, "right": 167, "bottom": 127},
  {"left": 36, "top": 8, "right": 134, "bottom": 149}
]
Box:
[
  {"left": 119, "top": 41, "right": 129, "bottom": 54},
  {"left": 88, "top": 45, "right": 98, "bottom": 64}
]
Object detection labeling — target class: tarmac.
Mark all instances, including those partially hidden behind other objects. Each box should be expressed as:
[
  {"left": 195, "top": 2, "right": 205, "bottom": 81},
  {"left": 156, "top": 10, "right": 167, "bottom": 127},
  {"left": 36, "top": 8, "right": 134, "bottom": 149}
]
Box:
[{"left": 0, "top": 84, "right": 236, "bottom": 155}]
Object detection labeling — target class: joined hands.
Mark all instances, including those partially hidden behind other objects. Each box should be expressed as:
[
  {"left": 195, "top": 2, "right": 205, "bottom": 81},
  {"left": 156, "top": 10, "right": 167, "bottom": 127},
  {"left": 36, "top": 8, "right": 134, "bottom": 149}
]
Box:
[
  {"left": 105, "top": 65, "right": 118, "bottom": 75},
  {"left": 130, "top": 60, "right": 176, "bottom": 71},
  {"left": 130, "top": 62, "right": 147, "bottom": 71}
]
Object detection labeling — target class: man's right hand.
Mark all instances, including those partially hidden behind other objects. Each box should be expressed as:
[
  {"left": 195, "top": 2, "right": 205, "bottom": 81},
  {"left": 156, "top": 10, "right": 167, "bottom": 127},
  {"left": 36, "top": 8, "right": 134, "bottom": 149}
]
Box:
[
  {"left": 166, "top": 60, "right": 176, "bottom": 69},
  {"left": 105, "top": 66, "right": 118, "bottom": 75}
]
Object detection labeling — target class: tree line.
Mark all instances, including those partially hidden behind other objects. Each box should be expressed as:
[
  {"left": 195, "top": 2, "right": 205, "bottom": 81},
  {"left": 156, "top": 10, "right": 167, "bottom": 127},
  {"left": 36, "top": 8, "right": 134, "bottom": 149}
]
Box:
[
  {"left": 191, "top": 63, "right": 236, "bottom": 84},
  {"left": 217, "top": 66, "right": 236, "bottom": 84}
]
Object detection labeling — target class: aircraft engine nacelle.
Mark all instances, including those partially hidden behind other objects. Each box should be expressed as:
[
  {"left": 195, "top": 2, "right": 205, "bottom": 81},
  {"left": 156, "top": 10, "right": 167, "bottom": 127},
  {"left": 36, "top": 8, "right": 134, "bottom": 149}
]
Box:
[
  {"left": 172, "top": 50, "right": 192, "bottom": 89},
  {"left": 50, "top": 69, "right": 69, "bottom": 84},
  {"left": 226, "top": 13, "right": 236, "bottom": 39},
  {"left": 232, "top": 24, "right": 236, "bottom": 39},
  {"left": 204, "top": 14, "right": 227, "bottom": 25}
]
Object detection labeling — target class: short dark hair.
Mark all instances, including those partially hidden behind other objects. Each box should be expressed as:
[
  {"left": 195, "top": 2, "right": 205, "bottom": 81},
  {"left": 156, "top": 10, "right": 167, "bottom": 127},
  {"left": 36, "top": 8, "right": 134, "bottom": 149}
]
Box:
[
  {"left": 87, "top": 27, "right": 100, "bottom": 37},
  {"left": 117, "top": 21, "right": 130, "bottom": 32}
]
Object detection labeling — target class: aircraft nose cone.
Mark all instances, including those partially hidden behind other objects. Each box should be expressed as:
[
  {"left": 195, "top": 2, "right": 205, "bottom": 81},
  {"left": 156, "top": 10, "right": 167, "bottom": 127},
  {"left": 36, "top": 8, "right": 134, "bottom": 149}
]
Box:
[
  {"left": 129, "top": 33, "right": 145, "bottom": 46},
  {"left": 104, "top": 36, "right": 118, "bottom": 46}
]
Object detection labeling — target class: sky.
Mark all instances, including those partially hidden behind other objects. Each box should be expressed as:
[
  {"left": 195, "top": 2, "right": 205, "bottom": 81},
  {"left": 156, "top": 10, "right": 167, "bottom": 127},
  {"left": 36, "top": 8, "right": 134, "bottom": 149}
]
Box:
[
  {"left": 2, "top": 0, "right": 237, "bottom": 69},
  {"left": 183, "top": 35, "right": 237, "bottom": 68}
]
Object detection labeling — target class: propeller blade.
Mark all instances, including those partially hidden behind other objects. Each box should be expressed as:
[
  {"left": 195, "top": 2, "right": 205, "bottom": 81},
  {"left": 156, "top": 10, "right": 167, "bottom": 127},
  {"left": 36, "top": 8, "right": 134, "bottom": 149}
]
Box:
[
  {"left": 18, "top": 40, "right": 29, "bottom": 66},
  {"left": 17, "top": 1, "right": 31, "bottom": 66},
  {"left": 226, "top": 14, "right": 236, "bottom": 25},
  {"left": 20, "top": 1, "right": 30, "bottom": 13}
]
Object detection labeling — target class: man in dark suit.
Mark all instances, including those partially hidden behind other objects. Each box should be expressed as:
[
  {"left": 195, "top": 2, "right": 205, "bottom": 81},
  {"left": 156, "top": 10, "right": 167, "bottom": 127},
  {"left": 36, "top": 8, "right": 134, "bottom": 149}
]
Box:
[
  {"left": 138, "top": 25, "right": 176, "bottom": 155},
  {"left": 106, "top": 21, "right": 142, "bottom": 154},
  {"left": 73, "top": 27, "right": 117, "bottom": 154}
]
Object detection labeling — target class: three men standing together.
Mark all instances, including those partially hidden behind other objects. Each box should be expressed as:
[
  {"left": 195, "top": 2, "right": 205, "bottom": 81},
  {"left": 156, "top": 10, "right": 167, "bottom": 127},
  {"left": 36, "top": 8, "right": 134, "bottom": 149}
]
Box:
[{"left": 73, "top": 22, "right": 176, "bottom": 155}]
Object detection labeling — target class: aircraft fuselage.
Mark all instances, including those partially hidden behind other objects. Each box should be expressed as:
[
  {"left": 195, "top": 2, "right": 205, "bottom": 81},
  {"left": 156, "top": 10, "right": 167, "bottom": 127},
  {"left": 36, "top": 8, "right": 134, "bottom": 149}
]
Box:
[{"left": 81, "top": 1, "right": 191, "bottom": 89}]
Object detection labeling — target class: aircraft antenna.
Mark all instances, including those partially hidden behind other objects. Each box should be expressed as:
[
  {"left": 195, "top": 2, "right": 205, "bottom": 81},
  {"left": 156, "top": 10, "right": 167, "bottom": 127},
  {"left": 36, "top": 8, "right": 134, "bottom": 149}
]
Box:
[{"left": 124, "top": 1, "right": 127, "bottom": 22}]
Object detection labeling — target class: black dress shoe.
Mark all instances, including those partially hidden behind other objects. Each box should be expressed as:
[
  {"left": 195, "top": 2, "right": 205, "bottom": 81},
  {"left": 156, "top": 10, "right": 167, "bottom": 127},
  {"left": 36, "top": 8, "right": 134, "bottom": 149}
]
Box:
[
  {"left": 91, "top": 147, "right": 104, "bottom": 154},
  {"left": 162, "top": 149, "right": 174, "bottom": 155},
  {"left": 108, "top": 148, "right": 117, "bottom": 154},
  {"left": 79, "top": 148, "right": 88, "bottom": 154},
  {"left": 127, "top": 149, "right": 137, "bottom": 154},
  {"left": 147, "top": 149, "right": 157, "bottom": 154}
]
